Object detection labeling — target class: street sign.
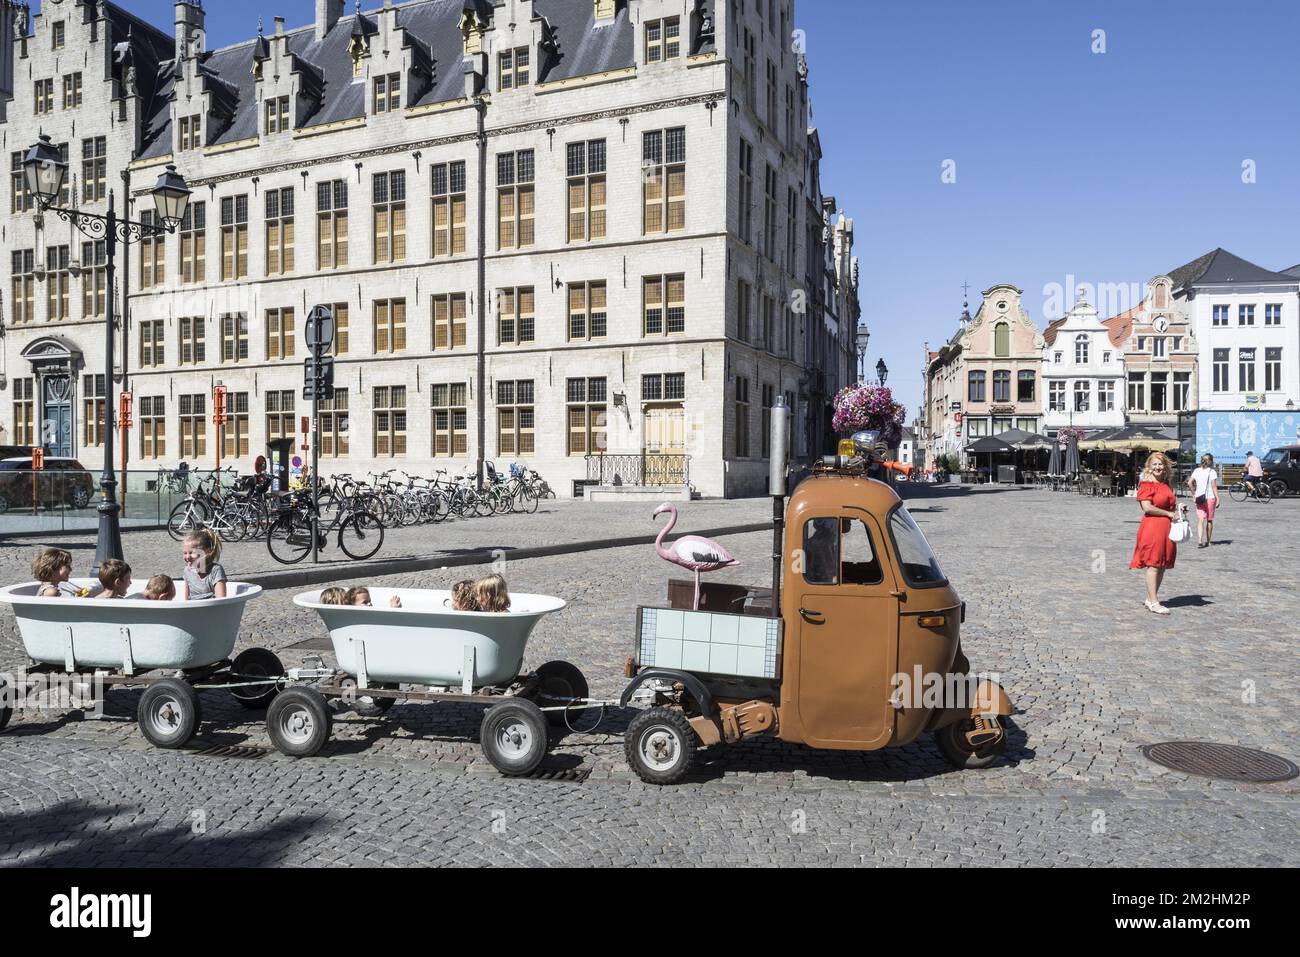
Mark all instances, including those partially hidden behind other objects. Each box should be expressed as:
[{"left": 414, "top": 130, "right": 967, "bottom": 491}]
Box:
[
  {"left": 213, "top": 385, "right": 229, "bottom": 425},
  {"left": 302, "top": 355, "right": 335, "bottom": 400},
  {"left": 31, "top": 448, "right": 44, "bottom": 470},
  {"left": 118, "top": 391, "right": 134, "bottom": 430},
  {"left": 305, "top": 305, "right": 335, "bottom": 353}
]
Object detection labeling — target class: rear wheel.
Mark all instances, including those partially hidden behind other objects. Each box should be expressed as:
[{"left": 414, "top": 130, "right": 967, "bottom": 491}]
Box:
[
  {"left": 934, "top": 716, "right": 1008, "bottom": 769},
  {"left": 229, "top": 648, "right": 284, "bottom": 710},
  {"left": 266, "top": 688, "right": 332, "bottom": 757},
  {"left": 624, "top": 707, "right": 697, "bottom": 785},
  {"left": 69, "top": 486, "right": 92, "bottom": 509},
  {"left": 479, "top": 699, "right": 548, "bottom": 776},
  {"left": 518, "top": 486, "right": 539, "bottom": 514},
  {"left": 137, "top": 678, "right": 201, "bottom": 749},
  {"left": 0, "top": 675, "right": 13, "bottom": 733},
  {"left": 1228, "top": 483, "right": 1247, "bottom": 504},
  {"left": 267, "top": 513, "right": 313, "bottom": 564},
  {"left": 338, "top": 512, "right": 384, "bottom": 560},
  {"left": 1256, "top": 482, "right": 1272, "bottom": 503},
  {"left": 1270, "top": 479, "right": 1290, "bottom": 499},
  {"left": 534, "top": 660, "right": 590, "bottom": 729}
]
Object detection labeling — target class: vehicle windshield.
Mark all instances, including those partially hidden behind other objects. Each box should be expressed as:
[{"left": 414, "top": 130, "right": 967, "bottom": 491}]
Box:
[
  {"left": 1261, "top": 449, "right": 1286, "bottom": 465},
  {"left": 887, "top": 505, "right": 947, "bottom": 587}
]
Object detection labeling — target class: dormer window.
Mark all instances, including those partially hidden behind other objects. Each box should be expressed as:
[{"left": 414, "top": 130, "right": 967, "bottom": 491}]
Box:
[
  {"left": 1074, "top": 333, "right": 1089, "bottom": 365},
  {"left": 499, "top": 47, "right": 530, "bottom": 90},
  {"left": 265, "top": 96, "right": 290, "bottom": 134},
  {"left": 373, "top": 73, "right": 400, "bottom": 113},
  {"left": 179, "top": 114, "right": 202, "bottom": 151},
  {"left": 646, "top": 17, "right": 681, "bottom": 62}
]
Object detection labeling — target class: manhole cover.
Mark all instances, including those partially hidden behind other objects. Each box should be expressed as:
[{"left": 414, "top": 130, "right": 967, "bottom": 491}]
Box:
[
  {"left": 1141, "top": 742, "right": 1298, "bottom": 783},
  {"left": 193, "top": 744, "right": 272, "bottom": 760}
]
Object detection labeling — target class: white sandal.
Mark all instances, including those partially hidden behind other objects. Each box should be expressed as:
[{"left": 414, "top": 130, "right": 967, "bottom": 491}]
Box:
[{"left": 1144, "top": 600, "right": 1171, "bottom": 615}]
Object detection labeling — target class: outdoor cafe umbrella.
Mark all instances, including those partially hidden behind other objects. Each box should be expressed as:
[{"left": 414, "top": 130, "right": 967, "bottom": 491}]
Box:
[
  {"left": 964, "top": 435, "right": 1013, "bottom": 481},
  {"left": 1085, "top": 425, "right": 1179, "bottom": 453},
  {"left": 1064, "top": 435, "right": 1081, "bottom": 476},
  {"left": 1047, "top": 439, "right": 1062, "bottom": 476}
]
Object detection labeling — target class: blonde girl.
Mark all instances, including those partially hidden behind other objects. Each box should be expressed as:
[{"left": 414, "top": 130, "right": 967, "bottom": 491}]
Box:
[
  {"left": 33, "top": 547, "right": 76, "bottom": 597},
  {"left": 319, "top": 586, "right": 349, "bottom": 605},
  {"left": 473, "top": 574, "right": 510, "bottom": 613},
  {"left": 180, "top": 528, "right": 227, "bottom": 600}
]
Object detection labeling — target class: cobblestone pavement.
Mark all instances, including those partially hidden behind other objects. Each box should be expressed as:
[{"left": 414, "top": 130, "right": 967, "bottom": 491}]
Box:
[
  {"left": 0, "top": 497, "right": 772, "bottom": 583},
  {"left": 1, "top": 484, "right": 1297, "bottom": 866}
]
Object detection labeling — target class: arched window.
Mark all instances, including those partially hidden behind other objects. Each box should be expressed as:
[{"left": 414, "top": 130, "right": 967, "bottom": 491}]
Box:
[
  {"left": 1075, "top": 333, "right": 1089, "bottom": 365},
  {"left": 994, "top": 322, "right": 1010, "bottom": 357}
]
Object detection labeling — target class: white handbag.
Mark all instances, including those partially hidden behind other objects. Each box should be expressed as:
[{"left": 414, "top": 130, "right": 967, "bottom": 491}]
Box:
[{"left": 1168, "top": 519, "right": 1190, "bottom": 543}]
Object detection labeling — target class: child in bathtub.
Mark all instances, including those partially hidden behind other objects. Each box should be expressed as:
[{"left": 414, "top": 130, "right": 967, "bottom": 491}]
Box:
[
  {"left": 472, "top": 574, "right": 510, "bottom": 612},
  {"left": 180, "top": 528, "right": 227, "bottom": 600},
  {"left": 97, "top": 560, "right": 132, "bottom": 599},
  {"left": 345, "top": 585, "right": 401, "bottom": 608},
  {"left": 142, "top": 575, "right": 177, "bottom": 601},
  {"left": 33, "top": 547, "right": 90, "bottom": 597},
  {"left": 319, "top": 586, "right": 349, "bottom": 605},
  {"left": 450, "top": 579, "right": 476, "bottom": 611}
]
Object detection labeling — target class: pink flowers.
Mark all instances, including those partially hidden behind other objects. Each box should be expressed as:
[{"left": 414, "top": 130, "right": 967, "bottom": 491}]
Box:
[
  {"left": 1058, "top": 425, "right": 1086, "bottom": 443},
  {"left": 832, "top": 385, "right": 907, "bottom": 448}
]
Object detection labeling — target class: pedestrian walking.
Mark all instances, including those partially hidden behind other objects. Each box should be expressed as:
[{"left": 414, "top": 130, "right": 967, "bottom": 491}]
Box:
[
  {"left": 1130, "top": 451, "right": 1187, "bottom": 615},
  {"left": 1187, "top": 453, "right": 1219, "bottom": 548}
]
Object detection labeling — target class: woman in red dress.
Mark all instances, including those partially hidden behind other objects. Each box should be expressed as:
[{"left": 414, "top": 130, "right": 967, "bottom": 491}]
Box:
[{"left": 1130, "top": 452, "right": 1186, "bottom": 614}]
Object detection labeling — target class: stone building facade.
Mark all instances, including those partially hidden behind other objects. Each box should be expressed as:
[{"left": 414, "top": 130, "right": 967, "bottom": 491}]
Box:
[
  {"left": 1041, "top": 296, "right": 1125, "bottom": 435},
  {"left": 1102, "top": 275, "right": 1199, "bottom": 434},
  {"left": 1, "top": 0, "right": 856, "bottom": 498}
]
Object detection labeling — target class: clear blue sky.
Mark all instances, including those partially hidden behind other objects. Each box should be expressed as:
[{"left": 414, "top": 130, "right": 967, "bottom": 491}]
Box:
[{"left": 44, "top": 0, "right": 1300, "bottom": 417}]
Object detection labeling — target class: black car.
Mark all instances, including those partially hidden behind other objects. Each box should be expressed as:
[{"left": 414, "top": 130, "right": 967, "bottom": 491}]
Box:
[
  {"left": 1261, "top": 445, "right": 1300, "bottom": 498},
  {"left": 0, "top": 457, "right": 96, "bottom": 512}
]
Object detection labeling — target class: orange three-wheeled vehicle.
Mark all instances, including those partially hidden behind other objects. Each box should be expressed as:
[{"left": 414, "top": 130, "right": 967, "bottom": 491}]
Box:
[{"left": 619, "top": 432, "right": 1015, "bottom": 785}]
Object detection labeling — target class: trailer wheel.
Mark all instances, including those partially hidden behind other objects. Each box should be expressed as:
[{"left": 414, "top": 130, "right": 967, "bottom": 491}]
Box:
[
  {"left": 624, "top": 707, "right": 696, "bottom": 785},
  {"left": 480, "top": 699, "right": 548, "bottom": 776},
  {"left": 137, "top": 678, "right": 202, "bottom": 749},
  {"left": 0, "top": 676, "right": 13, "bottom": 733},
  {"left": 266, "top": 688, "right": 332, "bottom": 758},
  {"left": 534, "top": 660, "right": 589, "bottom": 728},
  {"left": 369, "top": 683, "right": 400, "bottom": 713},
  {"left": 934, "top": 716, "right": 1008, "bottom": 770},
  {"left": 229, "top": 648, "right": 284, "bottom": 710}
]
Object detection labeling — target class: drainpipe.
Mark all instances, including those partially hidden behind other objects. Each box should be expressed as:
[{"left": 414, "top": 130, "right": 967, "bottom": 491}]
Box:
[
  {"left": 474, "top": 94, "right": 487, "bottom": 490},
  {"left": 119, "top": 167, "right": 131, "bottom": 513}
]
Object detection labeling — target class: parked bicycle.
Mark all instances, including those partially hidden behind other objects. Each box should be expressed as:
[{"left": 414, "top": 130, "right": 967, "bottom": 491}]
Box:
[{"left": 266, "top": 487, "right": 385, "bottom": 565}]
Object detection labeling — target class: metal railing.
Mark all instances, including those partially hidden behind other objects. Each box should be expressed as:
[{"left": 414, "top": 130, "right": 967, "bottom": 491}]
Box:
[
  {"left": 585, "top": 453, "right": 691, "bottom": 487},
  {"left": 0, "top": 468, "right": 241, "bottom": 536}
]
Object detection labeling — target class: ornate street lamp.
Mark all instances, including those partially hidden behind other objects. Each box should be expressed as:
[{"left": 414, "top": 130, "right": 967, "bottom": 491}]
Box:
[
  {"left": 856, "top": 322, "right": 870, "bottom": 383},
  {"left": 23, "top": 134, "right": 190, "bottom": 568},
  {"left": 876, "top": 358, "right": 889, "bottom": 387}
]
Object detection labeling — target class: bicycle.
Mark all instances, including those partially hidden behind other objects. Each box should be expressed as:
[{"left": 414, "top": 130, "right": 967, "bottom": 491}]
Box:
[
  {"left": 266, "top": 487, "right": 385, "bottom": 565},
  {"left": 1228, "top": 478, "right": 1272, "bottom": 504}
]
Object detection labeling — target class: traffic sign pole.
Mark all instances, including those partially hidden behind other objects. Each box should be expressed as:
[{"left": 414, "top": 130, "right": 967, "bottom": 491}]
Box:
[{"left": 304, "top": 305, "right": 335, "bottom": 566}]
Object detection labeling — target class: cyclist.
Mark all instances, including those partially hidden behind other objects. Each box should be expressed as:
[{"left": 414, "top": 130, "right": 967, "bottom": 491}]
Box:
[{"left": 1244, "top": 450, "right": 1264, "bottom": 498}]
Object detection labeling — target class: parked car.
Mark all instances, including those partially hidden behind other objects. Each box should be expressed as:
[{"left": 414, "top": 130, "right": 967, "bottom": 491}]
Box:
[
  {"left": 0, "top": 457, "right": 96, "bottom": 513},
  {"left": 1261, "top": 445, "right": 1300, "bottom": 498}
]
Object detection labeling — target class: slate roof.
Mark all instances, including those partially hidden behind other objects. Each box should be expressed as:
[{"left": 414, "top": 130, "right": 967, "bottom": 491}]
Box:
[
  {"left": 1282, "top": 263, "right": 1300, "bottom": 278},
  {"left": 138, "top": 0, "right": 653, "bottom": 160},
  {"left": 1166, "top": 248, "right": 1298, "bottom": 291}
]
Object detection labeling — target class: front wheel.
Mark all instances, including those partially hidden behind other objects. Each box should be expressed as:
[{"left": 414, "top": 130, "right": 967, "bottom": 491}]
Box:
[
  {"left": 934, "top": 716, "right": 1008, "bottom": 770},
  {"left": 1270, "top": 479, "right": 1290, "bottom": 499},
  {"left": 479, "top": 699, "right": 549, "bottom": 776},
  {"left": 1255, "top": 482, "right": 1272, "bottom": 503},
  {"left": 137, "top": 678, "right": 201, "bottom": 749},
  {"left": 167, "top": 500, "right": 208, "bottom": 540},
  {"left": 624, "top": 707, "right": 697, "bottom": 785},
  {"left": 1228, "top": 483, "right": 1247, "bottom": 504},
  {"left": 267, "top": 513, "right": 313, "bottom": 564},
  {"left": 266, "top": 688, "right": 332, "bottom": 757},
  {"left": 338, "top": 512, "right": 384, "bottom": 560}
]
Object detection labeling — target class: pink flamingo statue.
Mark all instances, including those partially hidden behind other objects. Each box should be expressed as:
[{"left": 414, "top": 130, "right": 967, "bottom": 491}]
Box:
[{"left": 653, "top": 503, "right": 739, "bottom": 610}]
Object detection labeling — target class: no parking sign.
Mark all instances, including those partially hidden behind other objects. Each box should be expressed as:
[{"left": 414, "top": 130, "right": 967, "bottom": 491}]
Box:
[{"left": 290, "top": 454, "right": 304, "bottom": 488}]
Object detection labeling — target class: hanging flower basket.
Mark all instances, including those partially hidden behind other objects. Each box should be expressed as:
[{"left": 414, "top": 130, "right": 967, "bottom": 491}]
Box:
[
  {"left": 832, "top": 385, "right": 906, "bottom": 449},
  {"left": 1058, "top": 425, "right": 1086, "bottom": 443}
]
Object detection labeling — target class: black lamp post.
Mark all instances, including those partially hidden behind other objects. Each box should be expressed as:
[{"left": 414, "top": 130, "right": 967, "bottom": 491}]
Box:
[
  {"left": 23, "top": 134, "right": 190, "bottom": 569},
  {"left": 855, "top": 322, "right": 870, "bottom": 384},
  {"left": 876, "top": 358, "right": 889, "bottom": 387}
]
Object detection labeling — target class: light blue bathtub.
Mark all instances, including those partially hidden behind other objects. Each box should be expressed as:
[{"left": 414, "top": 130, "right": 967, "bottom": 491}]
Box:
[
  {"left": 293, "top": 588, "right": 567, "bottom": 689},
  {"left": 0, "top": 579, "right": 262, "bottom": 672}
]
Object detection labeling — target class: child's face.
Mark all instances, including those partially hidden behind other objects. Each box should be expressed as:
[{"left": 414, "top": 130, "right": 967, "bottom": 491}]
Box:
[
  {"left": 182, "top": 543, "right": 204, "bottom": 570},
  {"left": 56, "top": 563, "right": 71, "bottom": 583},
  {"left": 114, "top": 574, "right": 132, "bottom": 596},
  {"left": 351, "top": 591, "right": 372, "bottom": 607}
]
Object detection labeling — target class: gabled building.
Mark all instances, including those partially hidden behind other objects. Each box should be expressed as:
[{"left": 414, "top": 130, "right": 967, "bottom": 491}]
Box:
[
  {"left": 1168, "top": 248, "right": 1299, "bottom": 413},
  {"left": 1102, "top": 275, "right": 1198, "bottom": 433},
  {"left": 1041, "top": 296, "right": 1125, "bottom": 434},
  {"left": 1, "top": 0, "right": 850, "bottom": 498}
]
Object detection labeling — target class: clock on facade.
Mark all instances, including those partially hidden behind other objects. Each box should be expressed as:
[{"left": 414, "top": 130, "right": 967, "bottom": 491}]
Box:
[{"left": 1153, "top": 316, "right": 1169, "bottom": 333}]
